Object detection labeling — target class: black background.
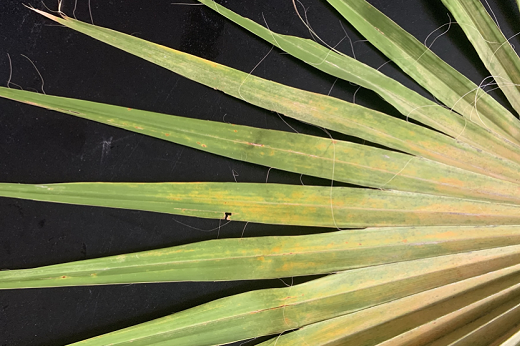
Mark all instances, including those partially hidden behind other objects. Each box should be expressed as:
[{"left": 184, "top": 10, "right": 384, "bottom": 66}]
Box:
[{"left": 1, "top": 0, "right": 520, "bottom": 345}]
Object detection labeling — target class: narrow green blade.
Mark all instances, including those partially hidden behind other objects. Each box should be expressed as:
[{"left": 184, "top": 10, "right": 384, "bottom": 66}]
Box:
[
  {"left": 2, "top": 182, "right": 520, "bottom": 227},
  {"left": 379, "top": 283, "right": 520, "bottom": 346},
  {"left": 3, "top": 225, "right": 520, "bottom": 289},
  {"left": 441, "top": 0, "right": 520, "bottom": 116},
  {"left": 427, "top": 297, "right": 520, "bottom": 346},
  {"left": 446, "top": 302, "right": 520, "bottom": 346},
  {"left": 4, "top": 88, "right": 520, "bottom": 204},
  {"left": 197, "top": 0, "right": 520, "bottom": 165},
  {"left": 257, "top": 264, "right": 520, "bottom": 346},
  {"left": 27, "top": 10, "right": 520, "bottom": 185},
  {"left": 326, "top": 0, "right": 520, "bottom": 143},
  {"left": 67, "top": 245, "right": 520, "bottom": 345}
]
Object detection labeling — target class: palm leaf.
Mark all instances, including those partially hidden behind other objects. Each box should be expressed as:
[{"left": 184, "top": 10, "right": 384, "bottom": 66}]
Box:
[
  {"left": 22, "top": 9, "right": 520, "bottom": 185},
  {"left": 441, "top": 0, "right": 520, "bottom": 115},
  {"left": 2, "top": 225, "right": 520, "bottom": 289},
  {"left": 2, "top": 1, "right": 520, "bottom": 345},
  {"left": 326, "top": 0, "right": 520, "bottom": 143},
  {"left": 255, "top": 265, "right": 520, "bottom": 345},
  {"left": 196, "top": 0, "right": 520, "bottom": 163},
  {"left": 4, "top": 87, "right": 520, "bottom": 203},
  {"left": 61, "top": 247, "right": 520, "bottom": 345},
  {"left": 5, "top": 181, "right": 520, "bottom": 227}
]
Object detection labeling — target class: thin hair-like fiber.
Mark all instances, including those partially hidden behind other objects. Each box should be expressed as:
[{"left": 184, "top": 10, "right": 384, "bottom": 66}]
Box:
[
  {"left": 21, "top": 54, "right": 46, "bottom": 94},
  {"left": 6, "top": 54, "right": 13, "bottom": 88},
  {"left": 88, "top": 0, "right": 93, "bottom": 24},
  {"left": 237, "top": 45, "right": 274, "bottom": 102},
  {"left": 172, "top": 217, "right": 232, "bottom": 233},
  {"left": 240, "top": 221, "right": 249, "bottom": 238}
]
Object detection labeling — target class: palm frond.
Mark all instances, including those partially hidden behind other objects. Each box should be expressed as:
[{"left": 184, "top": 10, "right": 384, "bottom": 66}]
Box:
[{"left": 2, "top": 0, "right": 520, "bottom": 345}]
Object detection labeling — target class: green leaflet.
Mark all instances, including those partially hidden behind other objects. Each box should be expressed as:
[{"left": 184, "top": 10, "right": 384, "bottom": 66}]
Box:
[
  {"left": 197, "top": 0, "right": 520, "bottom": 165},
  {"left": 3, "top": 225, "right": 520, "bottom": 289},
  {"left": 67, "top": 245, "right": 520, "bottom": 345},
  {"left": 4, "top": 87, "right": 520, "bottom": 204},
  {"left": 436, "top": 303, "right": 520, "bottom": 346},
  {"left": 27, "top": 9, "right": 520, "bottom": 185},
  {"left": 378, "top": 284, "right": 520, "bottom": 346},
  {"left": 257, "top": 265, "right": 520, "bottom": 346},
  {"left": 326, "top": 0, "right": 520, "bottom": 143},
  {"left": 441, "top": 0, "right": 520, "bottom": 116},
  {"left": 2, "top": 182, "right": 520, "bottom": 227},
  {"left": 427, "top": 296, "right": 520, "bottom": 346}
]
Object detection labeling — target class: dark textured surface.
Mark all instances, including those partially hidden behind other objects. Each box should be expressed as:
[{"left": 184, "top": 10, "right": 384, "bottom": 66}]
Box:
[{"left": 0, "top": 0, "right": 519, "bottom": 345}]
